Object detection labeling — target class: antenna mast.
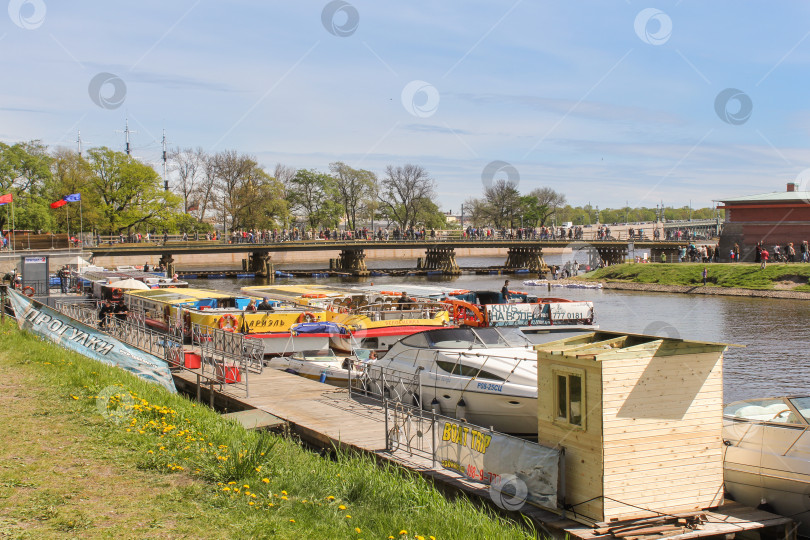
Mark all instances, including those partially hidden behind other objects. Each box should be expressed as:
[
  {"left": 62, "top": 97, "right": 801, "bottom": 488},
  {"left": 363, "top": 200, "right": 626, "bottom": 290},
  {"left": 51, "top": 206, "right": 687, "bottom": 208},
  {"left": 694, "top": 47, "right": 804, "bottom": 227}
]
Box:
[{"left": 77, "top": 130, "right": 82, "bottom": 157}]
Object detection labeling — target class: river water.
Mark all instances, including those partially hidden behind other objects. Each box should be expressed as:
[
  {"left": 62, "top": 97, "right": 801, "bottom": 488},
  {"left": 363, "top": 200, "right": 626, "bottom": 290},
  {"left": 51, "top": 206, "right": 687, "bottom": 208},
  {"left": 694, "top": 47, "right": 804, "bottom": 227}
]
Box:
[{"left": 185, "top": 257, "right": 810, "bottom": 404}]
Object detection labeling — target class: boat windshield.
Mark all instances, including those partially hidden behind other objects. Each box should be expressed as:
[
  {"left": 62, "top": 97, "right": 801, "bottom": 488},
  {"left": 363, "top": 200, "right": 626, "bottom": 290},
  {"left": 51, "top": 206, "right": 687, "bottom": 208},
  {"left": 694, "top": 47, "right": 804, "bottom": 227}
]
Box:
[
  {"left": 293, "top": 349, "right": 336, "bottom": 361},
  {"left": 789, "top": 397, "right": 810, "bottom": 423},
  {"left": 724, "top": 397, "right": 808, "bottom": 424},
  {"left": 411, "top": 327, "right": 531, "bottom": 349}
]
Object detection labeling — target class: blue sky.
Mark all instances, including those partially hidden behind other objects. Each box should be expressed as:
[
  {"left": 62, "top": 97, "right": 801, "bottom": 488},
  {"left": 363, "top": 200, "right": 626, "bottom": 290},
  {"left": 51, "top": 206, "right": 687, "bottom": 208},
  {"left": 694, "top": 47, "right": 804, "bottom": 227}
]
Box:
[{"left": 2, "top": 1, "right": 810, "bottom": 212}]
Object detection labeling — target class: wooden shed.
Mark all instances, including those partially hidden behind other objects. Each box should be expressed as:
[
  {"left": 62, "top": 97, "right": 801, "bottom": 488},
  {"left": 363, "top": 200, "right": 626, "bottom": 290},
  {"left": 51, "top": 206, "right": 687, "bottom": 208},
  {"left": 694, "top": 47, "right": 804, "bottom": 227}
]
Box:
[{"left": 534, "top": 331, "right": 728, "bottom": 525}]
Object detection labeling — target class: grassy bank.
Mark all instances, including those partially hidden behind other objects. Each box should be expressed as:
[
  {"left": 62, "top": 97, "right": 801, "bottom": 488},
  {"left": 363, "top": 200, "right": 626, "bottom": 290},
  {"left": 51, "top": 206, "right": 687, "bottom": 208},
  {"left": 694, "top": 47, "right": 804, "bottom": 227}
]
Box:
[
  {"left": 579, "top": 263, "right": 810, "bottom": 291},
  {"left": 0, "top": 320, "right": 535, "bottom": 539}
]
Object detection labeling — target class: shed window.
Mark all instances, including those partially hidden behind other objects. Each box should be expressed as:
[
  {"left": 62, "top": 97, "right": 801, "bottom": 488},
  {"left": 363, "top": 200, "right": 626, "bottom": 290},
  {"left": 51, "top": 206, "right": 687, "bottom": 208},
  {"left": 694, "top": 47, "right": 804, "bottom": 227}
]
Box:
[{"left": 555, "top": 371, "right": 584, "bottom": 427}]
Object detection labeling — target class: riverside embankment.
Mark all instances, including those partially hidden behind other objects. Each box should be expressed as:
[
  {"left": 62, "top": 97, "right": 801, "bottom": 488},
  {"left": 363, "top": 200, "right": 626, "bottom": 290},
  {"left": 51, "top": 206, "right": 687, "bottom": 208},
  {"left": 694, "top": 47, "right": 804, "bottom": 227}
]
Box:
[{"left": 576, "top": 262, "right": 810, "bottom": 299}]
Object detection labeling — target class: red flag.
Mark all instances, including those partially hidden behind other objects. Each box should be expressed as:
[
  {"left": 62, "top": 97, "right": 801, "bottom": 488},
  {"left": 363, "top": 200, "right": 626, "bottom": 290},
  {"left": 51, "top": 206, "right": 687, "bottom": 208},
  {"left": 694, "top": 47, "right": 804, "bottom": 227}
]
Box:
[
  {"left": 0, "top": 193, "right": 11, "bottom": 205},
  {"left": 50, "top": 199, "right": 67, "bottom": 209}
]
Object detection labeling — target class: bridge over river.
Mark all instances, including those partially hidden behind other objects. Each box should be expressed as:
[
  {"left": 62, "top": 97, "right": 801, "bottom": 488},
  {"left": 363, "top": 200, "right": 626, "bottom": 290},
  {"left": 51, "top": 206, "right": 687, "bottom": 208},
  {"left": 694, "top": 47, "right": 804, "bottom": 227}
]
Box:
[{"left": 88, "top": 236, "right": 690, "bottom": 277}]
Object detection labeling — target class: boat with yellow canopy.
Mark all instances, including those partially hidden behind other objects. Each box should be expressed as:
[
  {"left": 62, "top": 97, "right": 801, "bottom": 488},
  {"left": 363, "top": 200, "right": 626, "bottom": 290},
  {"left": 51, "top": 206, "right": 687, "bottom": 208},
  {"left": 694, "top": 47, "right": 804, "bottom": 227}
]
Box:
[
  {"left": 123, "top": 288, "right": 340, "bottom": 355},
  {"left": 240, "top": 284, "right": 450, "bottom": 352}
]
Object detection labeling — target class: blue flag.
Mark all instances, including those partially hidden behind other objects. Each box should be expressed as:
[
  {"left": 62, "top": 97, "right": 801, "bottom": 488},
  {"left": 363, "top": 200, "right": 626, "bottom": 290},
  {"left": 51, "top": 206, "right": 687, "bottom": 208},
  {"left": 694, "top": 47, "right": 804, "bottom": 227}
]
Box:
[{"left": 63, "top": 193, "right": 81, "bottom": 202}]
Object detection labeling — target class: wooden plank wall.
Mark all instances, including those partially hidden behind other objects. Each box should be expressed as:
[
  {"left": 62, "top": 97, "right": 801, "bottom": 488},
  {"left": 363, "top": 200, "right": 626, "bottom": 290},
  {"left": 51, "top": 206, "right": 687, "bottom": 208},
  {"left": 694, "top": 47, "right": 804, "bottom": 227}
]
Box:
[
  {"left": 600, "top": 347, "right": 724, "bottom": 520},
  {"left": 536, "top": 354, "right": 605, "bottom": 522}
]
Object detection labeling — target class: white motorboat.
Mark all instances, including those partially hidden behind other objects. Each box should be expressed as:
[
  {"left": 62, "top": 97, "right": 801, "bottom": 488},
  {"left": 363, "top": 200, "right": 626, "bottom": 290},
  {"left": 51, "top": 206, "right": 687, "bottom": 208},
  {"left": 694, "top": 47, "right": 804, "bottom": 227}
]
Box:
[
  {"left": 265, "top": 348, "right": 372, "bottom": 386},
  {"left": 723, "top": 396, "right": 810, "bottom": 535},
  {"left": 364, "top": 327, "right": 540, "bottom": 435}
]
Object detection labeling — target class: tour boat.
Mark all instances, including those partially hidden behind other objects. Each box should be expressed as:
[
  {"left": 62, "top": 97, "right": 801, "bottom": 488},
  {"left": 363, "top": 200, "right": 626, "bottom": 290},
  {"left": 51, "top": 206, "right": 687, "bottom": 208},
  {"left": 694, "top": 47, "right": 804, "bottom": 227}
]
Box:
[
  {"left": 80, "top": 269, "right": 189, "bottom": 300},
  {"left": 723, "top": 396, "right": 810, "bottom": 536},
  {"left": 240, "top": 284, "right": 451, "bottom": 353},
  {"left": 123, "top": 288, "right": 340, "bottom": 355},
  {"left": 364, "top": 327, "right": 540, "bottom": 435},
  {"left": 360, "top": 284, "right": 596, "bottom": 333}
]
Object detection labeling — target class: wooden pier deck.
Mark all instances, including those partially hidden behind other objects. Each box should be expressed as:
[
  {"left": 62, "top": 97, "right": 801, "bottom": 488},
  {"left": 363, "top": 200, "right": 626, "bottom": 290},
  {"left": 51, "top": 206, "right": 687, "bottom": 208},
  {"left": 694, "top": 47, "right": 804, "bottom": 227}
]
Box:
[{"left": 170, "top": 365, "right": 796, "bottom": 540}]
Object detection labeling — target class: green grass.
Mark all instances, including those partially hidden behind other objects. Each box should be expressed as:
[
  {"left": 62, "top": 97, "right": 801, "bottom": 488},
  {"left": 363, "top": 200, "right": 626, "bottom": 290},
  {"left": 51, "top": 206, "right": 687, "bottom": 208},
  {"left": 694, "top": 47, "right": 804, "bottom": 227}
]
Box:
[
  {"left": 578, "top": 262, "right": 810, "bottom": 291},
  {"left": 0, "top": 319, "right": 536, "bottom": 539}
]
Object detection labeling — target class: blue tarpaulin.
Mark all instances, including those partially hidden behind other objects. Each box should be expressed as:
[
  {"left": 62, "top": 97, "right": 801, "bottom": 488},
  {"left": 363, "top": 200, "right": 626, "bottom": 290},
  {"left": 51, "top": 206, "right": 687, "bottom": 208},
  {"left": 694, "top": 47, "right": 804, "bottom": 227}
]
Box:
[{"left": 291, "top": 322, "right": 349, "bottom": 335}]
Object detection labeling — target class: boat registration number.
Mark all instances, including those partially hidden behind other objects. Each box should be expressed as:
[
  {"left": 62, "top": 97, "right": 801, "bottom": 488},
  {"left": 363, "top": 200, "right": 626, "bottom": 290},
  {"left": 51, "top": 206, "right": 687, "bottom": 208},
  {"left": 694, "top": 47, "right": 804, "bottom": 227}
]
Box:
[{"left": 476, "top": 382, "right": 503, "bottom": 392}]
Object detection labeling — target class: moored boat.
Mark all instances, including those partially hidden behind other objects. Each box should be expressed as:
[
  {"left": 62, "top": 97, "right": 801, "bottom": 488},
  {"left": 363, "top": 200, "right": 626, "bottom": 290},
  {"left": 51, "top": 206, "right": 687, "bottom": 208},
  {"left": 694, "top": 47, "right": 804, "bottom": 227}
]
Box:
[
  {"left": 123, "top": 288, "right": 340, "bottom": 355},
  {"left": 723, "top": 396, "right": 810, "bottom": 535},
  {"left": 240, "top": 284, "right": 451, "bottom": 353},
  {"left": 361, "top": 284, "right": 595, "bottom": 332},
  {"left": 364, "top": 327, "right": 540, "bottom": 435}
]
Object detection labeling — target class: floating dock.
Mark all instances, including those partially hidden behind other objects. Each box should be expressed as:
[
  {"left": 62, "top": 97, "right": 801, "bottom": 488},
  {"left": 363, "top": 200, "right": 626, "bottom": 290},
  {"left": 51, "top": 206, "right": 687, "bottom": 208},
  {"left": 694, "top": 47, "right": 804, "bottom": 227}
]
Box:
[{"left": 170, "top": 365, "right": 795, "bottom": 540}]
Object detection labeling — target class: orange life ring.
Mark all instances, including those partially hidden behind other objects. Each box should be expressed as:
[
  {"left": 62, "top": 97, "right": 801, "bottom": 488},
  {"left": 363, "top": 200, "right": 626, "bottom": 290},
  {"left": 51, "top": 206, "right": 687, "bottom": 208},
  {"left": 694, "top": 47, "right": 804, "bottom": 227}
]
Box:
[
  {"left": 219, "top": 314, "right": 238, "bottom": 332},
  {"left": 22, "top": 286, "right": 35, "bottom": 297},
  {"left": 508, "top": 290, "right": 527, "bottom": 296},
  {"left": 380, "top": 291, "right": 397, "bottom": 296},
  {"left": 450, "top": 289, "right": 470, "bottom": 295},
  {"left": 297, "top": 312, "right": 316, "bottom": 323},
  {"left": 444, "top": 299, "right": 485, "bottom": 327},
  {"left": 111, "top": 287, "right": 123, "bottom": 300},
  {"left": 302, "top": 293, "right": 327, "bottom": 298}
]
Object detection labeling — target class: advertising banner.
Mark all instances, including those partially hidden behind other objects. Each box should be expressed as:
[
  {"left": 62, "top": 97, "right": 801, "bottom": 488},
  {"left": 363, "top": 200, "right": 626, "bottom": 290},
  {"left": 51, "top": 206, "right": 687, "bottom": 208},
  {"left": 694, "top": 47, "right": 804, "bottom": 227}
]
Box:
[
  {"left": 435, "top": 419, "right": 560, "bottom": 509},
  {"left": 9, "top": 289, "right": 176, "bottom": 393},
  {"left": 486, "top": 301, "right": 593, "bottom": 326}
]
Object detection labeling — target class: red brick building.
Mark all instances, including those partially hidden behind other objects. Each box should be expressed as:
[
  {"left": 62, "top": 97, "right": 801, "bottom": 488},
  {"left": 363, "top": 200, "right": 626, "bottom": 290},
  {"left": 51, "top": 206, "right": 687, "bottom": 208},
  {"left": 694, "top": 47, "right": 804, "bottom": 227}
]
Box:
[{"left": 717, "top": 183, "right": 810, "bottom": 261}]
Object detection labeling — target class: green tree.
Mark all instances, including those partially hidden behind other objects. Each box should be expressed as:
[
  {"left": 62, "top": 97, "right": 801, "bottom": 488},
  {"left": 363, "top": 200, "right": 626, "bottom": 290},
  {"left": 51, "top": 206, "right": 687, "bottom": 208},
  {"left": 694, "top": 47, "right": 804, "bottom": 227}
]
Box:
[
  {"left": 329, "top": 161, "right": 377, "bottom": 230},
  {"left": 288, "top": 169, "right": 343, "bottom": 229},
  {"left": 86, "top": 147, "right": 179, "bottom": 234},
  {"left": 48, "top": 149, "right": 97, "bottom": 234},
  {"left": 0, "top": 141, "right": 53, "bottom": 231},
  {"left": 525, "top": 187, "right": 565, "bottom": 226}
]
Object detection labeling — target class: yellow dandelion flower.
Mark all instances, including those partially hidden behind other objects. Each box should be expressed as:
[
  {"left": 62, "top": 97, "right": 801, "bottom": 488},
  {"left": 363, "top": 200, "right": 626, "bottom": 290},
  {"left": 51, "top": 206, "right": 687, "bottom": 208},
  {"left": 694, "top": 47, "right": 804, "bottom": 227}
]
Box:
[
  {"left": 222, "top": 487, "right": 230, "bottom": 491},
  {"left": 338, "top": 505, "right": 347, "bottom": 510},
  {"left": 281, "top": 496, "right": 288, "bottom": 500},
  {"left": 417, "top": 536, "right": 425, "bottom": 540},
  {"left": 289, "top": 519, "right": 295, "bottom": 523},
  {"left": 249, "top": 502, "right": 254, "bottom": 506},
  {"left": 345, "top": 514, "right": 352, "bottom": 519},
  {"left": 399, "top": 531, "right": 407, "bottom": 536},
  {"left": 228, "top": 481, "right": 236, "bottom": 485},
  {"left": 327, "top": 495, "right": 335, "bottom": 501},
  {"left": 251, "top": 494, "right": 257, "bottom": 498},
  {"left": 70, "top": 395, "right": 78, "bottom": 400},
  {"left": 268, "top": 502, "right": 274, "bottom": 507},
  {"left": 147, "top": 450, "right": 154, "bottom": 454},
  {"left": 243, "top": 484, "right": 249, "bottom": 489},
  {"left": 262, "top": 478, "right": 269, "bottom": 483},
  {"left": 355, "top": 528, "right": 362, "bottom": 534},
  {"left": 281, "top": 490, "right": 287, "bottom": 495}
]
